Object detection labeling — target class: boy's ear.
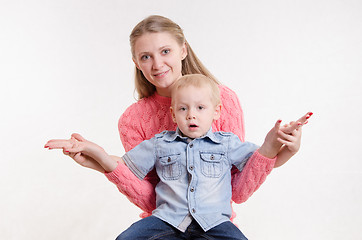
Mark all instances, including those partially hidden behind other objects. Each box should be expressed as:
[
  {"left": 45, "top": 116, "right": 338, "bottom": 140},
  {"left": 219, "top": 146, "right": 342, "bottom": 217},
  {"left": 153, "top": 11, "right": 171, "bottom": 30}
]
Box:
[
  {"left": 132, "top": 58, "right": 140, "bottom": 70},
  {"left": 170, "top": 107, "right": 177, "bottom": 123},
  {"left": 213, "top": 104, "right": 222, "bottom": 121}
]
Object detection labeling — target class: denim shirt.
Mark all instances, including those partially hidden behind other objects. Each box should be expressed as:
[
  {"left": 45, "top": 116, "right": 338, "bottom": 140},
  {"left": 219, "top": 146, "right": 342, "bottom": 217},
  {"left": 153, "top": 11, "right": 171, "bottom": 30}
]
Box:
[{"left": 122, "top": 128, "right": 259, "bottom": 232}]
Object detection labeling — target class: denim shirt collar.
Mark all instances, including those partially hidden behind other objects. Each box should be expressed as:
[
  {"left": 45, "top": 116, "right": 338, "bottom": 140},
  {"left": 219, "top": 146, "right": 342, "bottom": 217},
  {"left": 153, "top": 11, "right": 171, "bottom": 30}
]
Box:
[{"left": 164, "top": 127, "right": 222, "bottom": 144}]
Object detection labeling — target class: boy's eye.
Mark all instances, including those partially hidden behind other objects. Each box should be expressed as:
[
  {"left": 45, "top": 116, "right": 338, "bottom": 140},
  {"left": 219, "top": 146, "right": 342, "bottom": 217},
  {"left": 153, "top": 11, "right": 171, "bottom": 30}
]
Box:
[
  {"left": 179, "top": 107, "right": 186, "bottom": 111},
  {"left": 198, "top": 106, "right": 204, "bottom": 110}
]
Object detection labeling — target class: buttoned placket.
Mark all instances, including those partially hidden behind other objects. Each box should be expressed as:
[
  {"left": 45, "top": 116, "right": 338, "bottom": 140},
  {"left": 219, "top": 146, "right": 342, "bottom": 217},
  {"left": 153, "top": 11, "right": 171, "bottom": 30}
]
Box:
[{"left": 186, "top": 138, "right": 197, "bottom": 217}]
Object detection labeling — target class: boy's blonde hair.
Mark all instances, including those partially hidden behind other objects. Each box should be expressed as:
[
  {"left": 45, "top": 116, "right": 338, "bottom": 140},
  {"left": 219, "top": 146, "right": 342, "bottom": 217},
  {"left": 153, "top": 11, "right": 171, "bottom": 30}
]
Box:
[
  {"left": 130, "top": 15, "right": 220, "bottom": 99},
  {"left": 171, "top": 74, "right": 221, "bottom": 107}
]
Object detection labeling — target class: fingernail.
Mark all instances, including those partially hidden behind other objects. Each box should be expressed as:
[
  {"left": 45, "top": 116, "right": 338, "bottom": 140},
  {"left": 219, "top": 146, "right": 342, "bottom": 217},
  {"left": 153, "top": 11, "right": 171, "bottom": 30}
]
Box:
[
  {"left": 304, "top": 120, "right": 309, "bottom": 125},
  {"left": 44, "top": 145, "right": 49, "bottom": 148},
  {"left": 277, "top": 119, "right": 282, "bottom": 123}
]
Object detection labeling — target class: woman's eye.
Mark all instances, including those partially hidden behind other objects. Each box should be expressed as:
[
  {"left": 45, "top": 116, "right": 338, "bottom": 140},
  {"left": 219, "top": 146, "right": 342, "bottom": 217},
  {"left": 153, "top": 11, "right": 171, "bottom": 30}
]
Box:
[
  {"left": 162, "top": 49, "right": 170, "bottom": 55},
  {"left": 141, "top": 55, "right": 150, "bottom": 61},
  {"left": 198, "top": 106, "right": 204, "bottom": 110},
  {"left": 180, "top": 107, "right": 186, "bottom": 111}
]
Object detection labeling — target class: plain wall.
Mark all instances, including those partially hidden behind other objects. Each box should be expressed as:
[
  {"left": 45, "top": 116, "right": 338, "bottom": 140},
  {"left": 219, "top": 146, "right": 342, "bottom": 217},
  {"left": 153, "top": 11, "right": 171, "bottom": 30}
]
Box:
[{"left": 1, "top": 0, "right": 361, "bottom": 239}]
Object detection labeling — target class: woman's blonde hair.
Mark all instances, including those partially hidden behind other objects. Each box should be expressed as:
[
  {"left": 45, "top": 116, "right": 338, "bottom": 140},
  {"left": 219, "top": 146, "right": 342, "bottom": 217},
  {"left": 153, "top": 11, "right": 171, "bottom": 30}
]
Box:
[
  {"left": 130, "top": 15, "right": 219, "bottom": 99},
  {"left": 171, "top": 74, "right": 221, "bottom": 107}
]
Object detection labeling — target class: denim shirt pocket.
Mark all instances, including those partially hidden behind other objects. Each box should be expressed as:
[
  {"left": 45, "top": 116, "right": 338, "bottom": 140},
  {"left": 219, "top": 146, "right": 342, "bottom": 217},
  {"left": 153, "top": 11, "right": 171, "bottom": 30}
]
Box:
[
  {"left": 160, "top": 154, "right": 182, "bottom": 180},
  {"left": 200, "top": 152, "right": 224, "bottom": 178}
]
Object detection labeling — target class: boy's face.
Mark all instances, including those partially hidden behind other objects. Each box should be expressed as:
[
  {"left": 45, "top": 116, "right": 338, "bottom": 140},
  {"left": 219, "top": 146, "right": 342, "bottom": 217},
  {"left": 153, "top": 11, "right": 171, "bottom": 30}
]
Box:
[{"left": 170, "top": 85, "right": 221, "bottom": 139}]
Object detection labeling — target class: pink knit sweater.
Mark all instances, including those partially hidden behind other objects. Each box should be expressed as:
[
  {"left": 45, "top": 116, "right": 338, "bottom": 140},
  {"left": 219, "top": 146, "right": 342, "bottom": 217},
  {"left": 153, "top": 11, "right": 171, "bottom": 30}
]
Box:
[{"left": 105, "top": 85, "right": 276, "bottom": 220}]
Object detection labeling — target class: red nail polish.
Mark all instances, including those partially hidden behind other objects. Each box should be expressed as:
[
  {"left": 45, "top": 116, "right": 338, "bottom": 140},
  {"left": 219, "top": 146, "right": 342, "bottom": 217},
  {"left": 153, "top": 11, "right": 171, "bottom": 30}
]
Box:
[{"left": 44, "top": 145, "right": 49, "bottom": 148}]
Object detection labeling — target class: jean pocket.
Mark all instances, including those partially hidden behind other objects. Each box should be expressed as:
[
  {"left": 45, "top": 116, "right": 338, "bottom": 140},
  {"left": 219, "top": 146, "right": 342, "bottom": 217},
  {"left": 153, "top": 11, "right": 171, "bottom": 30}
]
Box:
[
  {"left": 160, "top": 154, "right": 181, "bottom": 180},
  {"left": 200, "top": 152, "right": 224, "bottom": 178}
]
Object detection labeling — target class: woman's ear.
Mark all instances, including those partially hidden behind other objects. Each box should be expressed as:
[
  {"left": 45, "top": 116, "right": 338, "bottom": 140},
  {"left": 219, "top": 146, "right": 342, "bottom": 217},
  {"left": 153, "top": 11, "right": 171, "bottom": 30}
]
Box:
[
  {"left": 181, "top": 42, "right": 188, "bottom": 60},
  {"left": 132, "top": 58, "right": 140, "bottom": 70}
]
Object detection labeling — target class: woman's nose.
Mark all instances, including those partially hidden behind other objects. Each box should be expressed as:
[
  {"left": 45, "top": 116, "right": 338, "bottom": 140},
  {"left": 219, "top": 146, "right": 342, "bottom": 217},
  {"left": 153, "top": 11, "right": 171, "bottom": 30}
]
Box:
[{"left": 152, "top": 55, "right": 163, "bottom": 70}]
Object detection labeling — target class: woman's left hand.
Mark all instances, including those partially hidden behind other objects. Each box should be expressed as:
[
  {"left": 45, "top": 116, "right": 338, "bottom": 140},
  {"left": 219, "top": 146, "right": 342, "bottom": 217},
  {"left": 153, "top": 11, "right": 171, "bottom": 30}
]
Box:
[{"left": 258, "top": 112, "right": 312, "bottom": 158}]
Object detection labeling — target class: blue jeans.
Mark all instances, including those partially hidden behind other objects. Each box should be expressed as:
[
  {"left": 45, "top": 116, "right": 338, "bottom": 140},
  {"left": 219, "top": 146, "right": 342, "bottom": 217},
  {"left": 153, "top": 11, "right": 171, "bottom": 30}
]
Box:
[{"left": 116, "top": 216, "right": 248, "bottom": 240}]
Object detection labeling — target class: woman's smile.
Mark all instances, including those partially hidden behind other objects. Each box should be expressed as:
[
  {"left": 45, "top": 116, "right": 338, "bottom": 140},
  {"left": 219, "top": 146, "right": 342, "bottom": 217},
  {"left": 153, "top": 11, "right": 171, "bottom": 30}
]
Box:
[{"left": 153, "top": 69, "right": 170, "bottom": 78}]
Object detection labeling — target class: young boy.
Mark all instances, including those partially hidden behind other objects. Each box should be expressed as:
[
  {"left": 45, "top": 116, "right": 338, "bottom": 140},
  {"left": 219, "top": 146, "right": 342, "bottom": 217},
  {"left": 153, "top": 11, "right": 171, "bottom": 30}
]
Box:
[{"left": 45, "top": 74, "right": 307, "bottom": 239}]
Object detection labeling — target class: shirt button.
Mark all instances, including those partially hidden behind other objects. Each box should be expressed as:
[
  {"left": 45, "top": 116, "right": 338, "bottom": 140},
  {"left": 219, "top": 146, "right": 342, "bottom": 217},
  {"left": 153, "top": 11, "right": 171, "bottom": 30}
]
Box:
[
  {"left": 189, "top": 166, "right": 194, "bottom": 171},
  {"left": 192, "top": 208, "right": 196, "bottom": 213},
  {"left": 210, "top": 154, "right": 215, "bottom": 160},
  {"left": 189, "top": 143, "right": 194, "bottom": 148},
  {"left": 167, "top": 157, "right": 171, "bottom": 162},
  {"left": 190, "top": 187, "right": 195, "bottom": 192}
]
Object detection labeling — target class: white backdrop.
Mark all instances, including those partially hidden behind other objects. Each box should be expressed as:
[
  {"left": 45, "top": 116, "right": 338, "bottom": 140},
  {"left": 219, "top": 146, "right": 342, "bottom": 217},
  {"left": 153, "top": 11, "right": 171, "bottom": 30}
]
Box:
[{"left": 1, "top": 0, "right": 361, "bottom": 239}]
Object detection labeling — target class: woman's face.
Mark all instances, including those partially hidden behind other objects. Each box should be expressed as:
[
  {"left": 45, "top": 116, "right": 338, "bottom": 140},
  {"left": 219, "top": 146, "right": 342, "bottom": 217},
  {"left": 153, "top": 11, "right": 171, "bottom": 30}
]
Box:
[{"left": 133, "top": 32, "right": 187, "bottom": 97}]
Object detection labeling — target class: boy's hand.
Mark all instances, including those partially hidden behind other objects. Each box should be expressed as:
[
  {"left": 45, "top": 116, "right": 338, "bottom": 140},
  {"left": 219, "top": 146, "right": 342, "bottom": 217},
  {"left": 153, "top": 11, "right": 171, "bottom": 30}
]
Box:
[
  {"left": 63, "top": 133, "right": 106, "bottom": 160},
  {"left": 258, "top": 119, "right": 283, "bottom": 158},
  {"left": 45, "top": 134, "right": 105, "bottom": 172}
]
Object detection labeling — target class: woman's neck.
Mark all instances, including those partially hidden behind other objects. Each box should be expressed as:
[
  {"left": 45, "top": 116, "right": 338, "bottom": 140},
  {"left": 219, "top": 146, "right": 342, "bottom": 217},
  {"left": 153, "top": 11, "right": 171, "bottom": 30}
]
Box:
[{"left": 156, "top": 88, "right": 171, "bottom": 98}]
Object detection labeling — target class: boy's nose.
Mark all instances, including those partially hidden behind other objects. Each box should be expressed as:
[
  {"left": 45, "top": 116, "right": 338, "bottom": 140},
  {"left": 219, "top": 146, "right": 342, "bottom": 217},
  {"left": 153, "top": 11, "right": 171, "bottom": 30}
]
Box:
[{"left": 187, "top": 112, "right": 196, "bottom": 120}]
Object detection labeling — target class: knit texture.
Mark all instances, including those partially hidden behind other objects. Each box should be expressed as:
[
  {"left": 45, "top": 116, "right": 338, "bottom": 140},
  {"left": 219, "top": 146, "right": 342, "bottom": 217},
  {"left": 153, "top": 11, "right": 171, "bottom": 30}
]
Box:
[{"left": 105, "top": 85, "right": 275, "bottom": 219}]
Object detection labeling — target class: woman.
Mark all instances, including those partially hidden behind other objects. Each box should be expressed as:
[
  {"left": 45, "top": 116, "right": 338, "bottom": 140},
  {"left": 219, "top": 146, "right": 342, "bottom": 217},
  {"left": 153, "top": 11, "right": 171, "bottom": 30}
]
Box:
[{"left": 52, "top": 15, "right": 309, "bottom": 221}]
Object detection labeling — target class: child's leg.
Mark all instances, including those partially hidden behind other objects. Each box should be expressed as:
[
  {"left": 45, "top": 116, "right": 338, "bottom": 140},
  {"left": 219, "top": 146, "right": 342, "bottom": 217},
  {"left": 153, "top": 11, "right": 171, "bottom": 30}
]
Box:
[
  {"left": 115, "top": 216, "right": 181, "bottom": 240},
  {"left": 188, "top": 220, "right": 248, "bottom": 240}
]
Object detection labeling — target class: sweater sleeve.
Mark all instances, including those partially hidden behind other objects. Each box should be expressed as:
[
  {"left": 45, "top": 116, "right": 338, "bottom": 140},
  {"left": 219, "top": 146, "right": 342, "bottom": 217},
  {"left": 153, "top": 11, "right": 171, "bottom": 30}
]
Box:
[
  {"left": 103, "top": 103, "right": 158, "bottom": 215},
  {"left": 104, "top": 162, "right": 157, "bottom": 213},
  {"left": 218, "top": 85, "right": 275, "bottom": 203},
  {"left": 231, "top": 150, "right": 276, "bottom": 204}
]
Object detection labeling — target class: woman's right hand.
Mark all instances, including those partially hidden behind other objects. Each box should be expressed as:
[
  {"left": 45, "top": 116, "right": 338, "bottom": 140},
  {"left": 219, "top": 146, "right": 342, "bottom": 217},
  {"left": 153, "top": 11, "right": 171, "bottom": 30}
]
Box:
[{"left": 45, "top": 134, "right": 106, "bottom": 173}]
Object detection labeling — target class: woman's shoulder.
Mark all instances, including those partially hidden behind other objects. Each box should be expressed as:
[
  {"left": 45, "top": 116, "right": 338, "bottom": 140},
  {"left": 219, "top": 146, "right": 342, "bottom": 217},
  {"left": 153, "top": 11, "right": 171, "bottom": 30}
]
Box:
[
  {"left": 218, "top": 84, "right": 240, "bottom": 104},
  {"left": 119, "top": 97, "right": 154, "bottom": 124},
  {"left": 118, "top": 94, "right": 171, "bottom": 127},
  {"left": 214, "top": 84, "right": 245, "bottom": 141},
  {"left": 218, "top": 84, "right": 238, "bottom": 98},
  {"left": 119, "top": 98, "right": 143, "bottom": 118}
]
